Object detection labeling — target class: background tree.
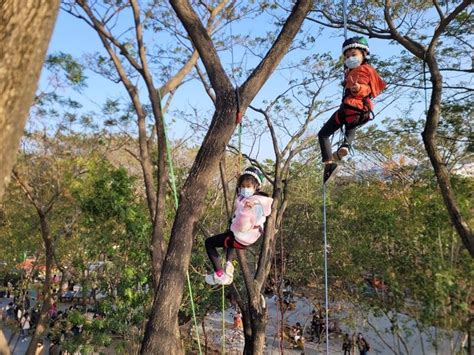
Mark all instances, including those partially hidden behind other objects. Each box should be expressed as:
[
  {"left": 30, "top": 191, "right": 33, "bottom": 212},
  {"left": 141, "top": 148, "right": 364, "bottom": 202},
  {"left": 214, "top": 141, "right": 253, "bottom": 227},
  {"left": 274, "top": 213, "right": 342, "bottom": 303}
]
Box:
[
  {"left": 11, "top": 132, "right": 91, "bottom": 354},
  {"left": 61, "top": 0, "right": 235, "bottom": 293}
]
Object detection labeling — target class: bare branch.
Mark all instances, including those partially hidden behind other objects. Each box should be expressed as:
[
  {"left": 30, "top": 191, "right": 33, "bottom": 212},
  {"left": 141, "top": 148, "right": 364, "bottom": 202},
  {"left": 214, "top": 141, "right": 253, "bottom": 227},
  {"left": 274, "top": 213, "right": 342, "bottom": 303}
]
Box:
[
  {"left": 195, "top": 63, "right": 216, "bottom": 104},
  {"left": 433, "top": 0, "right": 445, "bottom": 21},
  {"left": 240, "top": 0, "right": 313, "bottom": 107},
  {"left": 169, "top": 0, "right": 233, "bottom": 95},
  {"left": 76, "top": 0, "right": 143, "bottom": 73},
  {"left": 429, "top": 0, "right": 471, "bottom": 54},
  {"left": 383, "top": 0, "right": 425, "bottom": 58},
  {"left": 249, "top": 105, "right": 281, "bottom": 161},
  {"left": 12, "top": 169, "right": 40, "bottom": 210}
]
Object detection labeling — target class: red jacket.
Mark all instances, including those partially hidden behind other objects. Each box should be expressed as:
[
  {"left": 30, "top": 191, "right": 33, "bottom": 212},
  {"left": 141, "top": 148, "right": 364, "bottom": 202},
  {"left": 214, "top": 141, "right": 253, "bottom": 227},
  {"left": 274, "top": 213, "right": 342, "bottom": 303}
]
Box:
[{"left": 343, "top": 63, "right": 386, "bottom": 111}]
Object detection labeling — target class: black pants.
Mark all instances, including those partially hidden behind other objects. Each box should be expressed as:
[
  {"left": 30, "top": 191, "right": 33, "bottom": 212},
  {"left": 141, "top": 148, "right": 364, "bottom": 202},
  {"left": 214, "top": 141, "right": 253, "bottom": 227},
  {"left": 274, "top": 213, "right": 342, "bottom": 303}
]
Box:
[
  {"left": 205, "top": 231, "right": 246, "bottom": 272},
  {"left": 318, "top": 109, "right": 358, "bottom": 162}
]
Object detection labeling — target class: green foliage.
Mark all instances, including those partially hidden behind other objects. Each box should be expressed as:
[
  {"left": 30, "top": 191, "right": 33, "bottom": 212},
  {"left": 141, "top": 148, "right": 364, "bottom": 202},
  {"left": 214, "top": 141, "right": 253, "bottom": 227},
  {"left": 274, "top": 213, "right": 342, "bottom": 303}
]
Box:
[
  {"left": 46, "top": 52, "right": 87, "bottom": 88},
  {"left": 282, "top": 160, "right": 473, "bottom": 334},
  {"left": 59, "top": 160, "right": 152, "bottom": 351}
]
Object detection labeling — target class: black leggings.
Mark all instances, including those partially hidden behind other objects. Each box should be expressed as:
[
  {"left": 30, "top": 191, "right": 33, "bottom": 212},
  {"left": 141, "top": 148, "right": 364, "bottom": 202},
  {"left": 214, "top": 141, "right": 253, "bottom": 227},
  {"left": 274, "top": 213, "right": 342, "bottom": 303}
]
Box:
[
  {"left": 205, "top": 231, "right": 246, "bottom": 272},
  {"left": 318, "top": 110, "right": 357, "bottom": 162}
]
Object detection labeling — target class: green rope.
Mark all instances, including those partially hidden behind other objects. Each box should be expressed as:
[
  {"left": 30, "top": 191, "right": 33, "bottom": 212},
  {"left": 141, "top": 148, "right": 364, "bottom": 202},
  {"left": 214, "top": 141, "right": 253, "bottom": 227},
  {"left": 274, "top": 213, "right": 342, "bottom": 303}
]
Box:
[
  {"left": 222, "top": 284, "right": 226, "bottom": 354},
  {"left": 159, "top": 90, "right": 203, "bottom": 355}
]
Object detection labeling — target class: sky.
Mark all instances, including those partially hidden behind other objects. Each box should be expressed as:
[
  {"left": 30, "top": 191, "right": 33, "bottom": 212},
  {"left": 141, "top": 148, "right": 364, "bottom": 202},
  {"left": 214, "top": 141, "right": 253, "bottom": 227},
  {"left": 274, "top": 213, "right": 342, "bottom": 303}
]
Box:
[{"left": 39, "top": 3, "right": 425, "bottom": 164}]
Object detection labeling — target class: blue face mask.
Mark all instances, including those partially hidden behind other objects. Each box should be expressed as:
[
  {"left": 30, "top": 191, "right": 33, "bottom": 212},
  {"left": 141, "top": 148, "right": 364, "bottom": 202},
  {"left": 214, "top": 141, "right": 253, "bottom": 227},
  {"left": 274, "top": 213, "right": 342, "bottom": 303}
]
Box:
[
  {"left": 240, "top": 187, "right": 255, "bottom": 198},
  {"left": 345, "top": 55, "right": 362, "bottom": 69}
]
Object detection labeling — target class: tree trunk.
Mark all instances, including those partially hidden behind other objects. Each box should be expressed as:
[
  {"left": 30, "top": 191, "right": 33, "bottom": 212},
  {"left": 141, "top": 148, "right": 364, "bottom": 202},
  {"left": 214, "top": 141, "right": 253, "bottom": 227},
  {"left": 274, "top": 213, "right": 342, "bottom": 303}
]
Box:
[
  {"left": 243, "top": 307, "right": 267, "bottom": 355},
  {"left": 422, "top": 56, "right": 474, "bottom": 257},
  {"left": 145, "top": 88, "right": 168, "bottom": 292},
  {"left": 245, "top": 208, "right": 281, "bottom": 354},
  {"left": 141, "top": 94, "right": 237, "bottom": 354},
  {"left": 241, "top": 303, "right": 253, "bottom": 350},
  {"left": 0, "top": 0, "right": 60, "bottom": 201},
  {"left": 26, "top": 212, "right": 54, "bottom": 355}
]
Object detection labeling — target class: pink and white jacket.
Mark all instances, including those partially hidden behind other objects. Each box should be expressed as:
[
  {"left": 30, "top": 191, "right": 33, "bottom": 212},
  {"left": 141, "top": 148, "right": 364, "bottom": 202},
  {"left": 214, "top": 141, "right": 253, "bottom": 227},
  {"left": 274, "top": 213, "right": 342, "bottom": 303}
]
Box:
[{"left": 230, "top": 194, "right": 273, "bottom": 246}]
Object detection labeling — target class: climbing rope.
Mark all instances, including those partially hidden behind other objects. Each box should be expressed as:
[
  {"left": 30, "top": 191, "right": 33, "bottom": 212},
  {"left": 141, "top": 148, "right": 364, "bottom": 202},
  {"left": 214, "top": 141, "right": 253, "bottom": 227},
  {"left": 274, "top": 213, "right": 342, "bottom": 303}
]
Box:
[
  {"left": 342, "top": 0, "right": 348, "bottom": 40},
  {"left": 337, "top": 0, "right": 350, "bottom": 164},
  {"left": 159, "top": 90, "right": 203, "bottom": 355},
  {"left": 322, "top": 182, "right": 329, "bottom": 354},
  {"left": 222, "top": 284, "right": 226, "bottom": 354},
  {"left": 422, "top": 52, "right": 429, "bottom": 113},
  {"left": 320, "top": 2, "right": 350, "bottom": 354}
]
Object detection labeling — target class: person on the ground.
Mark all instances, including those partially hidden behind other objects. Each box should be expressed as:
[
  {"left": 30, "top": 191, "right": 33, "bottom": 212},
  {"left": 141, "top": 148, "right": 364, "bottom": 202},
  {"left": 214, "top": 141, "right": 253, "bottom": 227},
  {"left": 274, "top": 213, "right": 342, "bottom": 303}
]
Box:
[
  {"left": 356, "top": 332, "right": 370, "bottom": 354},
  {"left": 23, "top": 291, "right": 31, "bottom": 311},
  {"left": 49, "top": 339, "right": 61, "bottom": 355},
  {"left": 16, "top": 305, "right": 23, "bottom": 321},
  {"left": 48, "top": 302, "right": 57, "bottom": 318},
  {"left": 293, "top": 322, "right": 303, "bottom": 341},
  {"left": 204, "top": 167, "right": 273, "bottom": 285},
  {"left": 318, "top": 36, "right": 386, "bottom": 183},
  {"left": 20, "top": 311, "right": 31, "bottom": 342},
  {"left": 342, "top": 333, "right": 352, "bottom": 355},
  {"left": 31, "top": 306, "right": 40, "bottom": 326},
  {"left": 7, "top": 281, "right": 13, "bottom": 298},
  {"left": 311, "top": 311, "right": 323, "bottom": 341},
  {"left": 233, "top": 309, "right": 243, "bottom": 329}
]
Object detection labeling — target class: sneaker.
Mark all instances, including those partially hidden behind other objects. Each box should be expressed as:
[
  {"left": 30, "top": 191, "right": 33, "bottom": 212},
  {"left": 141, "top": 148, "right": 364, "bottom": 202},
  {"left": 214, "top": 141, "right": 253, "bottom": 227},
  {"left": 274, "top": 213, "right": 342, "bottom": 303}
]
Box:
[
  {"left": 332, "top": 146, "right": 349, "bottom": 161},
  {"left": 323, "top": 162, "right": 338, "bottom": 184},
  {"left": 225, "top": 261, "right": 234, "bottom": 278},
  {"left": 205, "top": 271, "right": 232, "bottom": 285}
]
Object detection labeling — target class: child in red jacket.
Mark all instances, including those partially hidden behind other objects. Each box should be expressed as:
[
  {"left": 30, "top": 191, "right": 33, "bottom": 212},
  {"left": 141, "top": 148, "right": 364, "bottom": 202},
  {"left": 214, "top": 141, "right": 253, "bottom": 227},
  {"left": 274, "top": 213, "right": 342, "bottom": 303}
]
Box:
[{"left": 318, "top": 37, "right": 386, "bottom": 183}]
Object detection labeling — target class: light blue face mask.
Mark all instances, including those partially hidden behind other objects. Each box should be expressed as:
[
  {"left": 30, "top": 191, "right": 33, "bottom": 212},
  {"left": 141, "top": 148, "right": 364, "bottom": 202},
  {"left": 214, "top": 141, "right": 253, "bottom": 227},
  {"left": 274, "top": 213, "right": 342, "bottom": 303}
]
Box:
[
  {"left": 240, "top": 187, "right": 255, "bottom": 198},
  {"left": 345, "top": 55, "right": 362, "bottom": 69}
]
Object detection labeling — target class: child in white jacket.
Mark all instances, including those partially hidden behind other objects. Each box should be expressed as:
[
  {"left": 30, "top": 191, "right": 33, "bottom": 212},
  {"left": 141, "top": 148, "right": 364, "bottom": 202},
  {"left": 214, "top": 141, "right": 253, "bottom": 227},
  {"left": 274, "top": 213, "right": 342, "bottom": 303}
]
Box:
[{"left": 205, "top": 167, "right": 273, "bottom": 285}]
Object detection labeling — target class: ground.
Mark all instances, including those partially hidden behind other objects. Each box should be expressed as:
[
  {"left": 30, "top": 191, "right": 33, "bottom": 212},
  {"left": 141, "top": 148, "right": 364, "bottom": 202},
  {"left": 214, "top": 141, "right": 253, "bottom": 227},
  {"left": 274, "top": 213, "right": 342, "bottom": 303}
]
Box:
[{"left": 1, "top": 292, "right": 466, "bottom": 354}]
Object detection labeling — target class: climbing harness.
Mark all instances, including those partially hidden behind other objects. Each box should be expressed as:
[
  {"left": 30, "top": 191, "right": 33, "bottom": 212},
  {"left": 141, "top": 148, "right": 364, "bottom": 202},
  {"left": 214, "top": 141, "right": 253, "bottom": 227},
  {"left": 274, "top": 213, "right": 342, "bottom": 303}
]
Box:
[{"left": 159, "top": 90, "right": 203, "bottom": 355}]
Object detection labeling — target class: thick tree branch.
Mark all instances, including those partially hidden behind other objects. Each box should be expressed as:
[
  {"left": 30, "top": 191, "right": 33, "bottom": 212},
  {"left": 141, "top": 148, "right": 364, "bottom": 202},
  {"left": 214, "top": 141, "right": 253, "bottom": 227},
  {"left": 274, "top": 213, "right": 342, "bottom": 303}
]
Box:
[
  {"left": 429, "top": 0, "right": 471, "bottom": 54},
  {"left": 76, "top": 0, "right": 143, "bottom": 73},
  {"left": 169, "top": 0, "right": 233, "bottom": 95},
  {"left": 307, "top": 11, "right": 393, "bottom": 40},
  {"left": 384, "top": 0, "right": 425, "bottom": 58},
  {"left": 240, "top": 0, "right": 313, "bottom": 107},
  {"left": 432, "top": 0, "right": 445, "bottom": 21}
]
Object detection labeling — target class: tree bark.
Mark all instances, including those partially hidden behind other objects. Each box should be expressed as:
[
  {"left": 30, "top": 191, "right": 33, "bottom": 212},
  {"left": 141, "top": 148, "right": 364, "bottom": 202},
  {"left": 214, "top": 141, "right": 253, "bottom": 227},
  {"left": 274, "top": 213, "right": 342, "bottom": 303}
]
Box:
[
  {"left": 243, "top": 309, "right": 267, "bottom": 355},
  {"left": 26, "top": 212, "right": 54, "bottom": 355},
  {"left": 0, "top": 0, "right": 60, "bottom": 201},
  {"left": 140, "top": 1, "right": 312, "bottom": 351}
]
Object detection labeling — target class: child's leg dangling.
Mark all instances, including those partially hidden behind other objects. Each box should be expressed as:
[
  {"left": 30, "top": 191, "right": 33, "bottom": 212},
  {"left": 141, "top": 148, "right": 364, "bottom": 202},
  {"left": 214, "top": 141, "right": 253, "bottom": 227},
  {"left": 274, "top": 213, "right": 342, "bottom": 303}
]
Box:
[{"left": 204, "top": 232, "right": 233, "bottom": 285}]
